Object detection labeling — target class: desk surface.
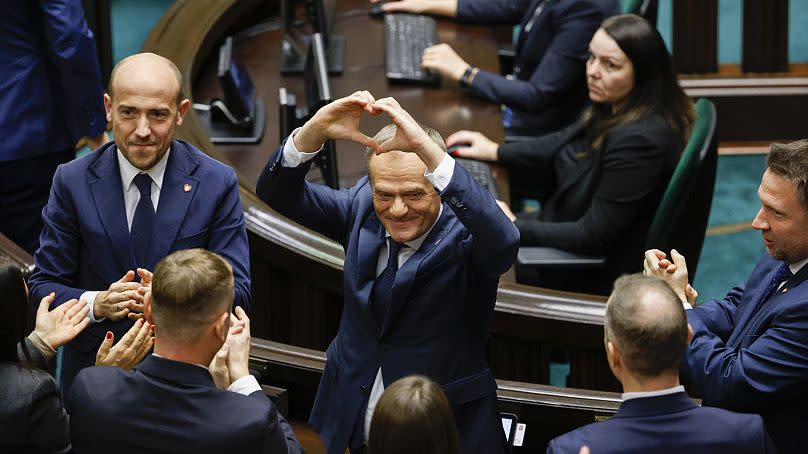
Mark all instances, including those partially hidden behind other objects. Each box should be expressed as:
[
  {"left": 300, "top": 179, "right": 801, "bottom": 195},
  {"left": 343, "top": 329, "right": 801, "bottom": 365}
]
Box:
[{"left": 192, "top": 0, "right": 505, "bottom": 188}]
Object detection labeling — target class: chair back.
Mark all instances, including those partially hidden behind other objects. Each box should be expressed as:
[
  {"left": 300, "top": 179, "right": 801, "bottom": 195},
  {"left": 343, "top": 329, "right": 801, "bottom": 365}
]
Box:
[
  {"left": 645, "top": 98, "right": 718, "bottom": 277},
  {"left": 621, "top": 0, "right": 658, "bottom": 26}
]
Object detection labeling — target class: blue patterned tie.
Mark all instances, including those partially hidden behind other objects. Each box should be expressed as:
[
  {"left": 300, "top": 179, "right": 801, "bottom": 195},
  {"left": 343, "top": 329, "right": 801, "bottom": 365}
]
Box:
[
  {"left": 761, "top": 262, "right": 792, "bottom": 303},
  {"left": 130, "top": 173, "right": 154, "bottom": 267},
  {"left": 371, "top": 239, "right": 405, "bottom": 328}
]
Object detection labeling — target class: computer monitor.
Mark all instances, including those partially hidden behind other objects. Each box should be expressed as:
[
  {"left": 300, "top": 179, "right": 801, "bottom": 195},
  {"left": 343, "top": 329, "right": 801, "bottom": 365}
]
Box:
[
  {"left": 195, "top": 36, "right": 265, "bottom": 144},
  {"left": 304, "top": 33, "right": 339, "bottom": 189},
  {"left": 308, "top": 0, "right": 344, "bottom": 73},
  {"left": 281, "top": 0, "right": 344, "bottom": 74},
  {"left": 217, "top": 36, "right": 255, "bottom": 123}
]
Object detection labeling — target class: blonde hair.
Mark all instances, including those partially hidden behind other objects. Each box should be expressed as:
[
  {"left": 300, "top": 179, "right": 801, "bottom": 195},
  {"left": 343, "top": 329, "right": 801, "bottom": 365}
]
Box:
[{"left": 151, "top": 249, "right": 233, "bottom": 341}]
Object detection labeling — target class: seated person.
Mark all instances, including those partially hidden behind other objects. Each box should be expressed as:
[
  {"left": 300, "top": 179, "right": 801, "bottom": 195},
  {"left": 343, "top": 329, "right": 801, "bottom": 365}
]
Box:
[
  {"left": 66, "top": 249, "right": 302, "bottom": 454},
  {"left": 448, "top": 14, "right": 694, "bottom": 293},
  {"left": 0, "top": 258, "right": 151, "bottom": 452},
  {"left": 368, "top": 375, "right": 459, "bottom": 454},
  {"left": 547, "top": 274, "right": 772, "bottom": 454},
  {"left": 374, "top": 0, "right": 619, "bottom": 135}
]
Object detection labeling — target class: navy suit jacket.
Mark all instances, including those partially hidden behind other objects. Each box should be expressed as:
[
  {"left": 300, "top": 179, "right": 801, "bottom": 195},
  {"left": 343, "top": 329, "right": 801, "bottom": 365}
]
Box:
[
  {"left": 683, "top": 254, "right": 808, "bottom": 454},
  {"left": 256, "top": 142, "right": 520, "bottom": 454},
  {"left": 66, "top": 355, "right": 301, "bottom": 454},
  {"left": 0, "top": 0, "right": 105, "bottom": 161},
  {"left": 547, "top": 392, "right": 770, "bottom": 453},
  {"left": 456, "top": 0, "right": 619, "bottom": 135},
  {"left": 28, "top": 140, "right": 251, "bottom": 394}
]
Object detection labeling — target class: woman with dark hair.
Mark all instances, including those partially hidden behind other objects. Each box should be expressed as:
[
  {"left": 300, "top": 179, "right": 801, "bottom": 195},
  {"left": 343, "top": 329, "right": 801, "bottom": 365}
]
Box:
[
  {"left": 368, "top": 375, "right": 459, "bottom": 454},
  {"left": 0, "top": 257, "right": 153, "bottom": 451},
  {"left": 448, "top": 14, "right": 694, "bottom": 294}
]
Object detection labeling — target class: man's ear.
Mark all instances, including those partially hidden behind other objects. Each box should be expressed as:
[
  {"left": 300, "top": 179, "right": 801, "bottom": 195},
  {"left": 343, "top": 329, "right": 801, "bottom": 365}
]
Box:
[
  {"left": 212, "top": 310, "right": 230, "bottom": 343},
  {"left": 104, "top": 93, "right": 113, "bottom": 124},
  {"left": 144, "top": 291, "right": 154, "bottom": 324},
  {"left": 606, "top": 340, "right": 622, "bottom": 371},
  {"left": 175, "top": 99, "right": 191, "bottom": 126},
  {"left": 687, "top": 323, "right": 694, "bottom": 344}
]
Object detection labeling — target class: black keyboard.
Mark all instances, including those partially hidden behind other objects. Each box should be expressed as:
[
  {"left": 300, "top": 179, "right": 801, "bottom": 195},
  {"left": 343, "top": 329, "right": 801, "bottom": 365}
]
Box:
[
  {"left": 455, "top": 158, "right": 500, "bottom": 199},
  {"left": 384, "top": 13, "right": 440, "bottom": 85}
]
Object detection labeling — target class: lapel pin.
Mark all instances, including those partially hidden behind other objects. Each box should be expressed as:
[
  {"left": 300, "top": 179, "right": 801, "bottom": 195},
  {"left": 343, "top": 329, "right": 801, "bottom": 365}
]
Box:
[{"left": 183, "top": 184, "right": 192, "bottom": 193}]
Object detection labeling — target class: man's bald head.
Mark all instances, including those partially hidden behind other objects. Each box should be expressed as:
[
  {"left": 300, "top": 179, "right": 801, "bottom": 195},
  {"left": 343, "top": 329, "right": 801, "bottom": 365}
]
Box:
[
  {"left": 605, "top": 274, "right": 689, "bottom": 378},
  {"left": 108, "top": 53, "right": 184, "bottom": 104}
]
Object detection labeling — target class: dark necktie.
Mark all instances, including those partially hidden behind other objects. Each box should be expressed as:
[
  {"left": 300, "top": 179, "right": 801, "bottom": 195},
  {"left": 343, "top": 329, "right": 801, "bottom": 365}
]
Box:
[
  {"left": 761, "top": 262, "right": 793, "bottom": 304},
  {"left": 371, "top": 239, "right": 405, "bottom": 328},
  {"left": 130, "top": 173, "right": 155, "bottom": 267}
]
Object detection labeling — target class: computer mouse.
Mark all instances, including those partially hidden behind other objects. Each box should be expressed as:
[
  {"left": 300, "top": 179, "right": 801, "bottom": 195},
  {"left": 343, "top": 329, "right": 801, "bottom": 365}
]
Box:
[
  {"left": 369, "top": 4, "right": 386, "bottom": 19},
  {"left": 447, "top": 144, "right": 471, "bottom": 155}
]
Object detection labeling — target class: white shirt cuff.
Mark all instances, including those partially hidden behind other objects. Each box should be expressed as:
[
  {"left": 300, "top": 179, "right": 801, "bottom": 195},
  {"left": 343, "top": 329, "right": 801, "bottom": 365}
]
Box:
[
  {"left": 81, "top": 291, "right": 104, "bottom": 323},
  {"left": 227, "top": 374, "right": 262, "bottom": 396},
  {"left": 683, "top": 302, "right": 693, "bottom": 310},
  {"left": 424, "top": 153, "right": 455, "bottom": 192},
  {"left": 281, "top": 127, "right": 322, "bottom": 167}
]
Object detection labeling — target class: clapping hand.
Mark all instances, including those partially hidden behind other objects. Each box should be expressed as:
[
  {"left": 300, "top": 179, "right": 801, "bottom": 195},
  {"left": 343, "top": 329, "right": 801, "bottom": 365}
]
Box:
[
  {"left": 94, "top": 271, "right": 146, "bottom": 321},
  {"left": 208, "top": 314, "right": 247, "bottom": 390},
  {"left": 33, "top": 293, "right": 91, "bottom": 350},
  {"left": 226, "top": 307, "right": 252, "bottom": 383},
  {"left": 95, "top": 318, "right": 154, "bottom": 369},
  {"left": 643, "top": 249, "right": 697, "bottom": 305},
  {"left": 128, "top": 268, "right": 154, "bottom": 320}
]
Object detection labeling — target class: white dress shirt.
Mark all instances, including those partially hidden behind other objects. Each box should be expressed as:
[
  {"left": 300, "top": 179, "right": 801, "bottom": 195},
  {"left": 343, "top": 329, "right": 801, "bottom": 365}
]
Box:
[
  {"left": 622, "top": 385, "right": 685, "bottom": 401},
  {"left": 282, "top": 129, "right": 456, "bottom": 442},
  {"left": 81, "top": 148, "right": 171, "bottom": 322}
]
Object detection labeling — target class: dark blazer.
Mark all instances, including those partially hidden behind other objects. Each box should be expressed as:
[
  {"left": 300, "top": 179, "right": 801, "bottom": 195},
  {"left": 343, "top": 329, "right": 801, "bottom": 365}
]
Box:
[
  {"left": 547, "top": 392, "right": 770, "bottom": 454},
  {"left": 256, "top": 143, "right": 520, "bottom": 454},
  {"left": 683, "top": 254, "right": 808, "bottom": 454},
  {"left": 456, "top": 0, "right": 619, "bottom": 135},
  {"left": 498, "top": 114, "right": 681, "bottom": 293},
  {"left": 28, "top": 140, "right": 252, "bottom": 394},
  {"left": 1, "top": 338, "right": 69, "bottom": 453},
  {"left": 0, "top": 0, "right": 105, "bottom": 162},
  {"left": 66, "top": 355, "right": 301, "bottom": 454}
]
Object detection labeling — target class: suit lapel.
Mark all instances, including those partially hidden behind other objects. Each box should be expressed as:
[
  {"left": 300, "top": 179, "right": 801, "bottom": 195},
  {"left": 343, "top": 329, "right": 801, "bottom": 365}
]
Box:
[
  {"left": 88, "top": 144, "right": 136, "bottom": 272},
  {"left": 148, "top": 142, "right": 199, "bottom": 270},
  {"left": 380, "top": 207, "right": 454, "bottom": 337},
  {"left": 728, "top": 263, "right": 785, "bottom": 346},
  {"left": 730, "top": 262, "right": 808, "bottom": 346}
]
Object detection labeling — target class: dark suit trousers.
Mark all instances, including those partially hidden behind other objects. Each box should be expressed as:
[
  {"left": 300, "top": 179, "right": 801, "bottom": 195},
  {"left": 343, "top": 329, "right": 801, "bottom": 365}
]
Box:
[{"left": 0, "top": 149, "right": 74, "bottom": 254}]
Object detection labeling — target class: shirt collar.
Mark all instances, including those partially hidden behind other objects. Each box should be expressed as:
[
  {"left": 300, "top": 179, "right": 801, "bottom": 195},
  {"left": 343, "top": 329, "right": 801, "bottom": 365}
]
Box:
[
  {"left": 789, "top": 257, "right": 808, "bottom": 275},
  {"left": 622, "top": 385, "right": 685, "bottom": 402},
  {"left": 151, "top": 352, "right": 209, "bottom": 371},
  {"left": 117, "top": 147, "right": 171, "bottom": 191},
  {"left": 384, "top": 204, "right": 443, "bottom": 252}
]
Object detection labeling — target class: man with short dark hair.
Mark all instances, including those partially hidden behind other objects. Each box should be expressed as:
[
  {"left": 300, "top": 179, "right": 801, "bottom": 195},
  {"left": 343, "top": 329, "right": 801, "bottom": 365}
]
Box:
[
  {"left": 646, "top": 139, "right": 808, "bottom": 454},
  {"left": 66, "top": 249, "right": 300, "bottom": 454},
  {"left": 548, "top": 274, "right": 770, "bottom": 454},
  {"left": 28, "top": 52, "right": 252, "bottom": 394},
  {"left": 257, "top": 92, "right": 519, "bottom": 453}
]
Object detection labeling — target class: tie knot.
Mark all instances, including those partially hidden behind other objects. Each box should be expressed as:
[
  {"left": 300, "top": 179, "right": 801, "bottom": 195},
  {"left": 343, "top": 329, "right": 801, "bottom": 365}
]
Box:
[
  {"left": 133, "top": 173, "right": 152, "bottom": 197},
  {"left": 388, "top": 239, "right": 405, "bottom": 256},
  {"left": 775, "top": 262, "right": 793, "bottom": 283}
]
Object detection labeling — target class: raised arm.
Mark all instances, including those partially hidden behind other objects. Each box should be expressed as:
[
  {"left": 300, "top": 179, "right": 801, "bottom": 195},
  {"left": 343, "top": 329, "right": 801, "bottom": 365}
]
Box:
[
  {"left": 256, "top": 91, "right": 381, "bottom": 244},
  {"left": 467, "top": 1, "right": 606, "bottom": 112}
]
